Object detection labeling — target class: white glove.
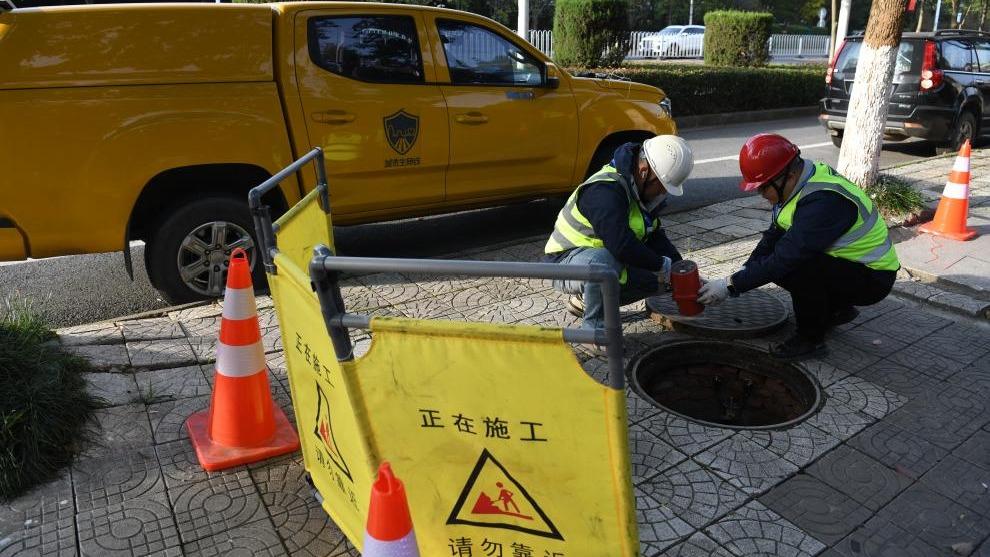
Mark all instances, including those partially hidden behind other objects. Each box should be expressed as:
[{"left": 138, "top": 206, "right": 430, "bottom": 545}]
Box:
[
  {"left": 659, "top": 256, "right": 672, "bottom": 290},
  {"left": 698, "top": 278, "right": 730, "bottom": 306}
]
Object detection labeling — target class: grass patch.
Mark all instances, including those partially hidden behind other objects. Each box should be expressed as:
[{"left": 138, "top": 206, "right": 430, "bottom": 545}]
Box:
[
  {"left": 0, "top": 299, "right": 101, "bottom": 501},
  {"left": 867, "top": 175, "right": 926, "bottom": 219}
]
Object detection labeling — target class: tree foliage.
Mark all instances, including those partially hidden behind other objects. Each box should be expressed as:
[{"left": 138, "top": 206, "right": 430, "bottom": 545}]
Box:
[
  {"left": 703, "top": 10, "right": 773, "bottom": 67},
  {"left": 553, "top": 0, "right": 631, "bottom": 68}
]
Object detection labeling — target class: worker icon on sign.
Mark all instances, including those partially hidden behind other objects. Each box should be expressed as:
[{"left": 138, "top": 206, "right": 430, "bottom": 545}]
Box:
[{"left": 496, "top": 482, "right": 521, "bottom": 514}]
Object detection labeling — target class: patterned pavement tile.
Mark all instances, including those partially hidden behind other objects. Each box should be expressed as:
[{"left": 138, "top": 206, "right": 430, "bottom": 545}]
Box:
[
  {"left": 816, "top": 341, "right": 882, "bottom": 374},
  {"left": 261, "top": 325, "right": 283, "bottom": 354},
  {"left": 134, "top": 365, "right": 211, "bottom": 402},
  {"left": 797, "top": 360, "right": 849, "bottom": 388},
  {"left": 855, "top": 359, "right": 945, "bottom": 400},
  {"left": 640, "top": 459, "right": 749, "bottom": 530},
  {"left": 127, "top": 339, "right": 198, "bottom": 370},
  {"left": 187, "top": 336, "right": 218, "bottom": 365},
  {"left": 72, "top": 446, "right": 166, "bottom": 512},
  {"left": 919, "top": 455, "right": 990, "bottom": 517},
  {"left": 625, "top": 390, "right": 662, "bottom": 425},
  {"left": 356, "top": 272, "right": 434, "bottom": 306},
  {"left": 694, "top": 433, "right": 800, "bottom": 495},
  {"left": 146, "top": 395, "right": 210, "bottom": 445},
  {"left": 463, "top": 294, "right": 566, "bottom": 324},
  {"left": 628, "top": 423, "right": 689, "bottom": 485},
  {"left": 336, "top": 279, "right": 389, "bottom": 312},
  {"left": 180, "top": 317, "right": 222, "bottom": 340},
  {"left": 82, "top": 372, "right": 139, "bottom": 407},
  {"left": 912, "top": 323, "right": 990, "bottom": 366},
  {"left": 832, "top": 328, "right": 908, "bottom": 358},
  {"left": 886, "top": 384, "right": 989, "bottom": 450},
  {"left": 391, "top": 296, "right": 464, "bottom": 320},
  {"left": 76, "top": 497, "right": 180, "bottom": 556},
  {"left": 885, "top": 341, "right": 969, "bottom": 382},
  {"left": 876, "top": 483, "right": 990, "bottom": 550},
  {"left": 402, "top": 273, "right": 490, "bottom": 298},
  {"left": 955, "top": 430, "right": 990, "bottom": 469},
  {"left": 806, "top": 445, "right": 912, "bottom": 511},
  {"left": 66, "top": 344, "right": 130, "bottom": 371},
  {"left": 86, "top": 404, "right": 154, "bottom": 456},
  {"left": 168, "top": 473, "right": 268, "bottom": 544},
  {"left": 181, "top": 518, "right": 286, "bottom": 556},
  {"left": 0, "top": 473, "right": 74, "bottom": 536},
  {"left": 860, "top": 308, "right": 952, "bottom": 344},
  {"left": 804, "top": 389, "right": 876, "bottom": 441},
  {"left": 658, "top": 532, "right": 733, "bottom": 557},
  {"left": 739, "top": 422, "right": 841, "bottom": 469},
  {"left": 0, "top": 516, "right": 76, "bottom": 556},
  {"left": 154, "top": 439, "right": 250, "bottom": 490},
  {"left": 949, "top": 364, "right": 990, "bottom": 396},
  {"left": 120, "top": 318, "right": 186, "bottom": 342},
  {"left": 759, "top": 473, "right": 872, "bottom": 545},
  {"left": 847, "top": 420, "right": 948, "bottom": 480},
  {"left": 635, "top": 485, "right": 697, "bottom": 556},
  {"left": 831, "top": 518, "right": 947, "bottom": 557},
  {"left": 702, "top": 501, "right": 826, "bottom": 557},
  {"left": 251, "top": 457, "right": 354, "bottom": 557},
  {"left": 168, "top": 304, "right": 222, "bottom": 323},
  {"left": 823, "top": 376, "right": 906, "bottom": 420},
  {"left": 57, "top": 323, "right": 124, "bottom": 347},
  {"left": 640, "top": 413, "right": 733, "bottom": 457}
]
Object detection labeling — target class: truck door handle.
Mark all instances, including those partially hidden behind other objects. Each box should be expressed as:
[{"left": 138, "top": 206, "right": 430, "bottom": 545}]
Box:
[
  {"left": 311, "top": 110, "right": 355, "bottom": 124},
  {"left": 455, "top": 112, "right": 488, "bottom": 125},
  {"left": 506, "top": 90, "right": 535, "bottom": 100}
]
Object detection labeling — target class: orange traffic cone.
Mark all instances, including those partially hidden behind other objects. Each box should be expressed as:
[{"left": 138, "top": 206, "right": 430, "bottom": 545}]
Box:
[
  {"left": 363, "top": 462, "right": 420, "bottom": 557},
  {"left": 186, "top": 248, "right": 300, "bottom": 471},
  {"left": 920, "top": 139, "right": 979, "bottom": 241}
]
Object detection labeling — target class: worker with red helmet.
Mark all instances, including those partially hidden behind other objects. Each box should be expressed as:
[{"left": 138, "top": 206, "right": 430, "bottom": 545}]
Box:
[{"left": 697, "top": 134, "right": 899, "bottom": 360}]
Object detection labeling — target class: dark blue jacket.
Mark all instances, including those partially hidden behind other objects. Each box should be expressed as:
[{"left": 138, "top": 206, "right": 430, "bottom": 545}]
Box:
[
  {"left": 546, "top": 143, "right": 681, "bottom": 290},
  {"left": 731, "top": 161, "right": 858, "bottom": 293}
]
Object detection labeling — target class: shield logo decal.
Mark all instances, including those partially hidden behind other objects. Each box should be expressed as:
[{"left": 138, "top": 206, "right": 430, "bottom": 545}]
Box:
[{"left": 383, "top": 110, "right": 419, "bottom": 155}]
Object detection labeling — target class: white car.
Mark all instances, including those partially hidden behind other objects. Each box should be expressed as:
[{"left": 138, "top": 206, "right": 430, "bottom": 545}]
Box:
[{"left": 639, "top": 25, "right": 705, "bottom": 58}]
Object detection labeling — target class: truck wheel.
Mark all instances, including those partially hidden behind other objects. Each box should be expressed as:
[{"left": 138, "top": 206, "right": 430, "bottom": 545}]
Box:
[
  {"left": 145, "top": 196, "right": 265, "bottom": 304},
  {"left": 937, "top": 111, "right": 976, "bottom": 155},
  {"left": 585, "top": 138, "right": 627, "bottom": 179}
]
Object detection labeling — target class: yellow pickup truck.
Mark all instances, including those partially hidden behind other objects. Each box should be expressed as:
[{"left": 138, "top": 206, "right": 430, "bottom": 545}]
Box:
[{"left": 0, "top": 2, "right": 676, "bottom": 303}]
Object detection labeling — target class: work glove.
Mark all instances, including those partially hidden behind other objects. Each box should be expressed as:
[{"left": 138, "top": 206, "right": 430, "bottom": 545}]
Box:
[
  {"left": 698, "top": 278, "right": 730, "bottom": 306},
  {"left": 658, "top": 256, "right": 673, "bottom": 291}
]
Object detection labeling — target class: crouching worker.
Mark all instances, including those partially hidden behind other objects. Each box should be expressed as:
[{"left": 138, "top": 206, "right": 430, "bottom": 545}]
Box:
[
  {"left": 698, "top": 134, "right": 899, "bottom": 360},
  {"left": 544, "top": 135, "right": 695, "bottom": 332}
]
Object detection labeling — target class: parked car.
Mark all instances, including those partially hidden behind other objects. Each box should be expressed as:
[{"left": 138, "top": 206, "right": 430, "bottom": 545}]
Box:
[
  {"left": 821, "top": 29, "right": 990, "bottom": 153},
  {"left": 639, "top": 25, "right": 705, "bottom": 58},
  {"left": 0, "top": 1, "right": 676, "bottom": 303}
]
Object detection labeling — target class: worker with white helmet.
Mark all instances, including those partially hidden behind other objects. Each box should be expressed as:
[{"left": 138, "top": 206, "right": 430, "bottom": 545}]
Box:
[{"left": 544, "top": 135, "right": 694, "bottom": 334}]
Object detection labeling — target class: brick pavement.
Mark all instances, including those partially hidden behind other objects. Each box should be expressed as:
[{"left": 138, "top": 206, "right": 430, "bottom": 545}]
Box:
[{"left": 3, "top": 163, "right": 990, "bottom": 556}]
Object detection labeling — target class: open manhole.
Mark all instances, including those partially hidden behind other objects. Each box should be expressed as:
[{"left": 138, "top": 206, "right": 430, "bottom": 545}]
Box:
[{"left": 629, "top": 341, "right": 821, "bottom": 429}]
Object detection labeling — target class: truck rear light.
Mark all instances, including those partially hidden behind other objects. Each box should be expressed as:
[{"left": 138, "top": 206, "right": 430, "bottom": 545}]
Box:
[
  {"left": 825, "top": 40, "right": 846, "bottom": 85},
  {"left": 920, "top": 40, "right": 943, "bottom": 91}
]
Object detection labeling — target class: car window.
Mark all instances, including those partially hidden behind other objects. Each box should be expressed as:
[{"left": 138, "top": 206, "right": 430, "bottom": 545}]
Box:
[
  {"left": 835, "top": 40, "right": 918, "bottom": 75},
  {"left": 834, "top": 41, "right": 862, "bottom": 74},
  {"left": 894, "top": 41, "right": 919, "bottom": 74},
  {"left": 940, "top": 40, "right": 974, "bottom": 71},
  {"left": 437, "top": 19, "right": 543, "bottom": 86},
  {"left": 972, "top": 40, "right": 990, "bottom": 73},
  {"left": 308, "top": 15, "right": 424, "bottom": 84},
  {"left": 686, "top": 28, "right": 705, "bottom": 34},
  {"left": 660, "top": 27, "right": 683, "bottom": 35}
]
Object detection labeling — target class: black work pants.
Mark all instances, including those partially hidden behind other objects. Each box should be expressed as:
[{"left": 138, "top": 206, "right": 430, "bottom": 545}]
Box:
[{"left": 774, "top": 253, "right": 896, "bottom": 342}]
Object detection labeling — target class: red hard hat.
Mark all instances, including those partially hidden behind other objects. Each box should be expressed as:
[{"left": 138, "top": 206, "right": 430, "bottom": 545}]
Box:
[{"left": 738, "top": 134, "right": 800, "bottom": 192}]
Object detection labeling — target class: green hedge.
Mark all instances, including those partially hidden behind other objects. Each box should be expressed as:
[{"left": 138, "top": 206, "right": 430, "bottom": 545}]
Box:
[
  {"left": 553, "top": 0, "right": 630, "bottom": 68},
  {"left": 579, "top": 65, "right": 825, "bottom": 117},
  {"left": 704, "top": 11, "right": 773, "bottom": 67}
]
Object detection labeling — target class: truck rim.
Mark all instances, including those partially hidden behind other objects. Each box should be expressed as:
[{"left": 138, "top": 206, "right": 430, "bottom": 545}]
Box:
[{"left": 177, "top": 221, "right": 255, "bottom": 297}]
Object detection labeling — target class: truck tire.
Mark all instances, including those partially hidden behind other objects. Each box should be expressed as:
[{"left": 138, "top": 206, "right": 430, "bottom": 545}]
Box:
[{"left": 145, "top": 196, "right": 265, "bottom": 304}]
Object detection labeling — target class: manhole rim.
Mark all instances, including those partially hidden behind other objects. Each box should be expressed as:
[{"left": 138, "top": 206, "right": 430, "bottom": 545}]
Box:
[{"left": 626, "top": 339, "right": 824, "bottom": 431}]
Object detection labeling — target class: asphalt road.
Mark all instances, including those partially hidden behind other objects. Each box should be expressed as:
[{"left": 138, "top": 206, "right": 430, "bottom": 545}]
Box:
[{"left": 0, "top": 115, "right": 937, "bottom": 328}]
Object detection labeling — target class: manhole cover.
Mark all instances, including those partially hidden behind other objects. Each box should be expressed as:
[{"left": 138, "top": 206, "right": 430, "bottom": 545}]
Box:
[
  {"left": 645, "top": 289, "right": 788, "bottom": 338},
  {"left": 629, "top": 341, "right": 821, "bottom": 429}
]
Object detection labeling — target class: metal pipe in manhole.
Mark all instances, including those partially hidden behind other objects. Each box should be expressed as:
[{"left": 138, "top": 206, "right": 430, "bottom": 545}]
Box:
[{"left": 628, "top": 340, "right": 822, "bottom": 430}]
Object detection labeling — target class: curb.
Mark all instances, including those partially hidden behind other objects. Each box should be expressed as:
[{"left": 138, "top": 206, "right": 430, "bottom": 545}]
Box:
[{"left": 677, "top": 106, "right": 819, "bottom": 130}]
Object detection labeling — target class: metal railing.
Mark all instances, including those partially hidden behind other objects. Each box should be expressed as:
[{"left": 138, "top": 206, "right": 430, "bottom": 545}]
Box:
[{"left": 526, "top": 30, "right": 831, "bottom": 60}]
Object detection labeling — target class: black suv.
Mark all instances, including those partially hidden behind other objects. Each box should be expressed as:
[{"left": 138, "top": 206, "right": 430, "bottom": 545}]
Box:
[{"left": 820, "top": 29, "right": 990, "bottom": 153}]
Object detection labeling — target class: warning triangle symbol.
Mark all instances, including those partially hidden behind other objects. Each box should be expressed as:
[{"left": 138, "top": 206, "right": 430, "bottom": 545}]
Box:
[
  {"left": 446, "top": 448, "right": 563, "bottom": 540},
  {"left": 313, "top": 381, "right": 351, "bottom": 480}
]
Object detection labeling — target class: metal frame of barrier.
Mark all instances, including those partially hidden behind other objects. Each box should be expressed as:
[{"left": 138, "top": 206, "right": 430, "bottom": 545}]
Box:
[{"left": 248, "top": 148, "right": 626, "bottom": 390}]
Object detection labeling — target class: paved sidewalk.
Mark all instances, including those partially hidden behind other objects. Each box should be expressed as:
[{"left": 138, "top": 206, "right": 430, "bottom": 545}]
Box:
[{"left": 3, "top": 166, "right": 990, "bottom": 556}]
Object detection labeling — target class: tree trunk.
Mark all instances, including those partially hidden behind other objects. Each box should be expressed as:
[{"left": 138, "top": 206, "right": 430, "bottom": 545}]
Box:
[
  {"left": 837, "top": 0, "right": 909, "bottom": 188},
  {"left": 831, "top": 0, "right": 838, "bottom": 58},
  {"left": 981, "top": 0, "right": 988, "bottom": 31},
  {"left": 916, "top": 0, "right": 926, "bottom": 31}
]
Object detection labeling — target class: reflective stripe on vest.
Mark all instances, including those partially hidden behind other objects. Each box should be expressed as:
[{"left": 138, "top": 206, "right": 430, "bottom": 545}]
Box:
[
  {"left": 775, "top": 163, "right": 900, "bottom": 271},
  {"left": 544, "top": 165, "right": 659, "bottom": 284}
]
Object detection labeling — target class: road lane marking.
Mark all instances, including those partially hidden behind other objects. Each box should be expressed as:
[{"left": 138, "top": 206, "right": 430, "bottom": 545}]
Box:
[{"left": 694, "top": 142, "right": 833, "bottom": 165}]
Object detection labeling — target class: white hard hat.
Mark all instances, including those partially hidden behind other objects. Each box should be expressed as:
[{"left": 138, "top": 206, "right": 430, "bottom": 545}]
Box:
[{"left": 642, "top": 135, "right": 694, "bottom": 196}]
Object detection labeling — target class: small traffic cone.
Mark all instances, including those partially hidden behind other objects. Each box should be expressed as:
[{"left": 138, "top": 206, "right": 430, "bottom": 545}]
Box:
[
  {"left": 363, "top": 462, "right": 420, "bottom": 557},
  {"left": 186, "top": 248, "right": 299, "bottom": 471},
  {"left": 920, "top": 139, "right": 979, "bottom": 241}
]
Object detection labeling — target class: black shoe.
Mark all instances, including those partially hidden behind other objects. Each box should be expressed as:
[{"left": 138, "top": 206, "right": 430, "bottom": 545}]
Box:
[
  {"left": 566, "top": 295, "right": 584, "bottom": 318},
  {"left": 828, "top": 306, "right": 859, "bottom": 328},
  {"left": 770, "top": 335, "right": 828, "bottom": 361}
]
